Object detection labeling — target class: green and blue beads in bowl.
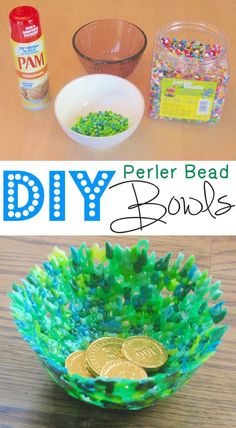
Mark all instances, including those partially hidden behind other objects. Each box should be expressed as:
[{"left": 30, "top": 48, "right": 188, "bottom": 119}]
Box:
[
  {"left": 71, "top": 111, "right": 129, "bottom": 137},
  {"left": 9, "top": 241, "right": 227, "bottom": 410}
]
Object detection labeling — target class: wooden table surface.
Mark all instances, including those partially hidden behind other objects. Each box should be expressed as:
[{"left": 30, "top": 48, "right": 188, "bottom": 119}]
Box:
[
  {"left": 0, "top": 0, "right": 236, "bottom": 160},
  {"left": 0, "top": 236, "right": 235, "bottom": 428}
]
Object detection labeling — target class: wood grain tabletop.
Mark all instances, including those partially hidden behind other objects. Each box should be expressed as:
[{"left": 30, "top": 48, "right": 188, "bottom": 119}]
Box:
[
  {"left": 0, "top": 236, "right": 235, "bottom": 428},
  {"left": 0, "top": 0, "right": 236, "bottom": 161}
]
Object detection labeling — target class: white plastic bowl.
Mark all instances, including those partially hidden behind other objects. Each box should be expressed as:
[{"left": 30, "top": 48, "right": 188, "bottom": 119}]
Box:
[{"left": 54, "top": 74, "right": 145, "bottom": 149}]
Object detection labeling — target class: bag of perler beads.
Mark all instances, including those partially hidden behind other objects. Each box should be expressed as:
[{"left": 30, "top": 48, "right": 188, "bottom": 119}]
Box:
[{"left": 149, "top": 21, "right": 229, "bottom": 124}]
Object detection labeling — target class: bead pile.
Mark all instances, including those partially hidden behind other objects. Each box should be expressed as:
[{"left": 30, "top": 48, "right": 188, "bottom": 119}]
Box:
[
  {"left": 150, "top": 36, "right": 229, "bottom": 123},
  {"left": 161, "top": 37, "right": 223, "bottom": 61},
  {"left": 71, "top": 111, "right": 129, "bottom": 137}
]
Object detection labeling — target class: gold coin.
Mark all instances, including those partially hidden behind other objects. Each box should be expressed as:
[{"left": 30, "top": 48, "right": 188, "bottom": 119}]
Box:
[
  {"left": 86, "top": 337, "right": 124, "bottom": 376},
  {"left": 122, "top": 336, "right": 168, "bottom": 370},
  {"left": 65, "top": 350, "right": 93, "bottom": 377},
  {"left": 100, "top": 358, "right": 148, "bottom": 380}
]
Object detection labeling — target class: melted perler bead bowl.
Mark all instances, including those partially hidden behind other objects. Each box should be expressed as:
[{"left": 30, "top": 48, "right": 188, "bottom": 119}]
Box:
[{"left": 10, "top": 241, "right": 227, "bottom": 410}]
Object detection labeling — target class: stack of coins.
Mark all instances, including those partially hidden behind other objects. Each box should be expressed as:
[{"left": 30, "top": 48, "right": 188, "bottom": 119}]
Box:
[{"left": 65, "top": 336, "right": 168, "bottom": 380}]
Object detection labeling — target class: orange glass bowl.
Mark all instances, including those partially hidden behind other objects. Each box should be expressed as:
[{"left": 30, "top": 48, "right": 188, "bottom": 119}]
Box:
[{"left": 72, "top": 19, "right": 147, "bottom": 78}]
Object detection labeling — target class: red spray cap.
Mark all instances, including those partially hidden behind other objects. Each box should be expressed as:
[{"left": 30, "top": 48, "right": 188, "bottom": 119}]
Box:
[{"left": 9, "top": 6, "right": 42, "bottom": 43}]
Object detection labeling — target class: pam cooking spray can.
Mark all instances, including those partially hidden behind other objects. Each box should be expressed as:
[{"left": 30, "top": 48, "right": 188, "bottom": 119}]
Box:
[{"left": 9, "top": 5, "right": 50, "bottom": 109}]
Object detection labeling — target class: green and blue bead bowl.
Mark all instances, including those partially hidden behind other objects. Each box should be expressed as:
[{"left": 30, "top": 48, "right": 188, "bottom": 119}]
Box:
[{"left": 9, "top": 241, "right": 227, "bottom": 410}]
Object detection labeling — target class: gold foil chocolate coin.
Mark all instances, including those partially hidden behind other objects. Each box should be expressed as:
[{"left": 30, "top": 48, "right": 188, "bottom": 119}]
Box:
[
  {"left": 65, "top": 350, "right": 93, "bottom": 377},
  {"left": 100, "top": 358, "right": 148, "bottom": 380},
  {"left": 122, "top": 336, "right": 168, "bottom": 370},
  {"left": 86, "top": 337, "right": 124, "bottom": 376}
]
